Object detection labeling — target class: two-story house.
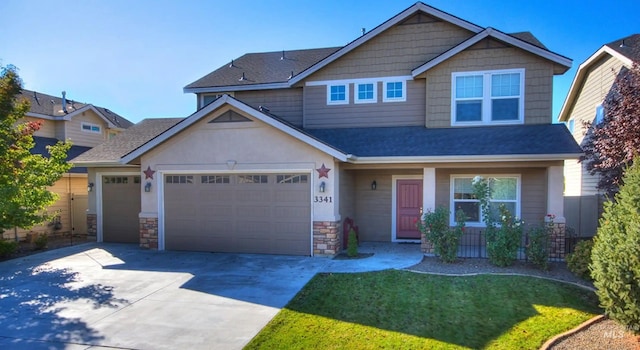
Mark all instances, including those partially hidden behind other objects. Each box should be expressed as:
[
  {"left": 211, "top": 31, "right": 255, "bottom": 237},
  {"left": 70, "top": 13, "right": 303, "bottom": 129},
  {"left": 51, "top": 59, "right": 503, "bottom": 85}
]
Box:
[
  {"left": 558, "top": 34, "right": 639, "bottom": 236},
  {"left": 73, "top": 2, "right": 580, "bottom": 256},
  {"left": 4, "top": 89, "right": 133, "bottom": 241}
]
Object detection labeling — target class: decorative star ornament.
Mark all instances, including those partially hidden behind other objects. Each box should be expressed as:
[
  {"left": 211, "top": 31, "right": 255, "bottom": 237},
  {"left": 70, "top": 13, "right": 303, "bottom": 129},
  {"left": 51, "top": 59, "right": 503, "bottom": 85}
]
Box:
[
  {"left": 316, "top": 163, "right": 331, "bottom": 178},
  {"left": 143, "top": 166, "right": 156, "bottom": 180}
]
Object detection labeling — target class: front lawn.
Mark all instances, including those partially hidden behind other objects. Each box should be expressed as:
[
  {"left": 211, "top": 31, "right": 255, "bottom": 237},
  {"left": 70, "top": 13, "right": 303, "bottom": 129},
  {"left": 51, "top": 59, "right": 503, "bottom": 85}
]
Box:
[{"left": 246, "top": 271, "right": 601, "bottom": 349}]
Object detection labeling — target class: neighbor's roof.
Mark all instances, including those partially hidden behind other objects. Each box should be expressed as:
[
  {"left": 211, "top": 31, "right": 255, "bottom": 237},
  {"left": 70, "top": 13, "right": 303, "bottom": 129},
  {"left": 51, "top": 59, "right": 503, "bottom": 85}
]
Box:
[
  {"left": 71, "top": 118, "right": 183, "bottom": 164},
  {"left": 32, "top": 136, "right": 93, "bottom": 173},
  {"left": 19, "top": 89, "right": 134, "bottom": 129},
  {"left": 306, "top": 124, "right": 582, "bottom": 161},
  {"left": 558, "top": 33, "right": 639, "bottom": 122},
  {"left": 185, "top": 2, "right": 569, "bottom": 93}
]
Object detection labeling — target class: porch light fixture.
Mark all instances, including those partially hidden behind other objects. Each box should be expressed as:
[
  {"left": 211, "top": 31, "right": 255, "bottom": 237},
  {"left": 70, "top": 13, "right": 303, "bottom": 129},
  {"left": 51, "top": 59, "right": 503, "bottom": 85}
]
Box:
[
  {"left": 319, "top": 181, "right": 326, "bottom": 193},
  {"left": 87, "top": 182, "right": 94, "bottom": 192},
  {"left": 371, "top": 180, "right": 377, "bottom": 190},
  {"left": 145, "top": 182, "right": 152, "bottom": 192}
]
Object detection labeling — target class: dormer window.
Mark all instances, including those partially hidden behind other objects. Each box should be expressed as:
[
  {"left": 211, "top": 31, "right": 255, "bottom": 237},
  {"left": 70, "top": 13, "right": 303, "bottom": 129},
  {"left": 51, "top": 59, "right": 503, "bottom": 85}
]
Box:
[
  {"left": 452, "top": 69, "right": 524, "bottom": 125},
  {"left": 81, "top": 122, "right": 101, "bottom": 134}
]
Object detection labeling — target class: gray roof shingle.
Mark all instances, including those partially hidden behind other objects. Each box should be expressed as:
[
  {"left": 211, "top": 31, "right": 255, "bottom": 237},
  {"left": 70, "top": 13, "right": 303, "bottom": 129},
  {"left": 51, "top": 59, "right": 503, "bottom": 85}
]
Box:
[
  {"left": 184, "top": 47, "right": 341, "bottom": 90},
  {"left": 33, "top": 136, "right": 92, "bottom": 173},
  {"left": 605, "top": 33, "right": 640, "bottom": 63},
  {"left": 305, "top": 124, "right": 581, "bottom": 157},
  {"left": 71, "top": 118, "right": 183, "bottom": 163},
  {"left": 19, "top": 89, "right": 134, "bottom": 129}
]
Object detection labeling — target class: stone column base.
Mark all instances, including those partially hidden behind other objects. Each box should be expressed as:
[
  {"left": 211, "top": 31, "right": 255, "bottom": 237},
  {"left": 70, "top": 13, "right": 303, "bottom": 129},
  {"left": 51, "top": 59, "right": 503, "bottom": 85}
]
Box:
[
  {"left": 313, "top": 221, "right": 341, "bottom": 257},
  {"left": 87, "top": 214, "right": 97, "bottom": 238},
  {"left": 548, "top": 222, "right": 566, "bottom": 260},
  {"left": 140, "top": 217, "right": 158, "bottom": 249},
  {"left": 421, "top": 234, "right": 435, "bottom": 255}
]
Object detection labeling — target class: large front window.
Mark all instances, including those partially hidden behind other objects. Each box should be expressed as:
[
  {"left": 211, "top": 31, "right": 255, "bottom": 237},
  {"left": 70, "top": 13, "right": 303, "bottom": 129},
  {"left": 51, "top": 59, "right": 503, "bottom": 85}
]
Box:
[
  {"left": 451, "top": 176, "right": 520, "bottom": 226},
  {"left": 452, "top": 69, "right": 524, "bottom": 125}
]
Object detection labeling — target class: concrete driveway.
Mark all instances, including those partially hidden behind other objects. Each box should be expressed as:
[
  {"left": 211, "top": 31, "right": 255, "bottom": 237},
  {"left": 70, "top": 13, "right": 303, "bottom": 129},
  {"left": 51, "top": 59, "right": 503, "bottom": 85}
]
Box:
[{"left": 0, "top": 242, "right": 422, "bottom": 350}]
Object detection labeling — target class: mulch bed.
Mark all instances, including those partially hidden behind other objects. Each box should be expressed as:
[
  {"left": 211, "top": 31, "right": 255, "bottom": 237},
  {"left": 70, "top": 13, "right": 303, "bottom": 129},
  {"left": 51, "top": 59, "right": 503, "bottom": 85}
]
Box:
[{"left": 0, "top": 234, "right": 95, "bottom": 262}]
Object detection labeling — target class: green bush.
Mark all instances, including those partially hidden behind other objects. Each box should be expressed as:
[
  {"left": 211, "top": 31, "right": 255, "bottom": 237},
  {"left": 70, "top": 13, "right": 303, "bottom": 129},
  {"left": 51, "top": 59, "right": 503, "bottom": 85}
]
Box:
[
  {"left": 0, "top": 239, "right": 18, "bottom": 258},
  {"left": 566, "top": 240, "right": 593, "bottom": 280},
  {"left": 486, "top": 205, "right": 522, "bottom": 267},
  {"left": 417, "top": 206, "right": 465, "bottom": 263},
  {"left": 526, "top": 223, "right": 550, "bottom": 270},
  {"left": 590, "top": 159, "right": 640, "bottom": 334},
  {"left": 347, "top": 228, "right": 358, "bottom": 257},
  {"left": 32, "top": 233, "right": 48, "bottom": 250}
]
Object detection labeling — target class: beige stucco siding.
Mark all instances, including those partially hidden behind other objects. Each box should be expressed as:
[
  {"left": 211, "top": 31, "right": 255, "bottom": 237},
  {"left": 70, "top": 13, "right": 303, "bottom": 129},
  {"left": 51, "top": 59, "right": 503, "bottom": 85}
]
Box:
[
  {"left": 65, "top": 110, "right": 108, "bottom": 147},
  {"left": 18, "top": 116, "right": 58, "bottom": 138},
  {"left": 234, "top": 88, "right": 303, "bottom": 126},
  {"left": 423, "top": 40, "right": 555, "bottom": 127},
  {"left": 303, "top": 80, "right": 426, "bottom": 128},
  {"left": 338, "top": 167, "right": 356, "bottom": 227},
  {"left": 306, "top": 18, "right": 472, "bottom": 81}
]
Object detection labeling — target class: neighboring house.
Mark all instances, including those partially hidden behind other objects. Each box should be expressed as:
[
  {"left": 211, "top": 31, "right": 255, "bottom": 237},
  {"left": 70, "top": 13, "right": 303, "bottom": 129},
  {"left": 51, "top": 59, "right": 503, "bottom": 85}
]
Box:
[
  {"left": 3, "top": 89, "right": 133, "bottom": 241},
  {"left": 558, "top": 33, "right": 639, "bottom": 236},
  {"left": 73, "top": 2, "right": 580, "bottom": 257}
]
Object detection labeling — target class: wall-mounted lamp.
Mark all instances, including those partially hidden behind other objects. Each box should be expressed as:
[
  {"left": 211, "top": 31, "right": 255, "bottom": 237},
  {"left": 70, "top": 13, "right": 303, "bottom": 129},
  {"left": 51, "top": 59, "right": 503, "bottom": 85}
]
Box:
[
  {"left": 145, "top": 182, "right": 152, "bottom": 192},
  {"left": 371, "top": 180, "right": 377, "bottom": 190},
  {"left": 87, "top": 182, "right": 94, "bottom": 192},
  {"left": 319, "top": 181, "right": 326, "bottom": 193}
]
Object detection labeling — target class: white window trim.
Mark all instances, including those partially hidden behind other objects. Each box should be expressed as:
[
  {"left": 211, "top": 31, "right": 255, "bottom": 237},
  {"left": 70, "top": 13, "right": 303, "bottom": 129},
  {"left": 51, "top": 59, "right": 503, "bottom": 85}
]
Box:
[
  {"left": 326, "top": 84, "right": 349, "bottom": 105},
  {"left": 382, "top": 80, "right": 407, "bottom": 102},
  {"left": 451, "top": 68, "right": 525, "bottom": 126},
  {"left": 354, "top": 81, "right": 378, "bottom": 104},
  {"left": 450, "top": 174, "right": 521, "bottom": 227},
  {"left": 81, "top": 122, "right": 101, "bottom": 134}
]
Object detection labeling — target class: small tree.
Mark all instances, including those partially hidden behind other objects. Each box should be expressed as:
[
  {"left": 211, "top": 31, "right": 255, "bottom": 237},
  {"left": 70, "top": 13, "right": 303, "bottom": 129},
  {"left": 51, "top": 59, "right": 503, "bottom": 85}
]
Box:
[
  {"left": 0, "top": 65, "right": 71, "bottom": 239},
  {"left": 590, "top": 158, "right": 640, "bottom": 333},
  {"left": 581, "top": 61, "right": 640, "bottom": 196},
  {"left": 347, "top": 228, "right": 358, "bottom": 257}
]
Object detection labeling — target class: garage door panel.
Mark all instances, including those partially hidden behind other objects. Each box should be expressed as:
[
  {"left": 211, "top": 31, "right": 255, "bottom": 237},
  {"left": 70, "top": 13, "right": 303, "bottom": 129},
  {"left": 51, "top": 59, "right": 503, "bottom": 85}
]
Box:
[
  {"left": 164, "top": 173, "right": 311, "bottom": 255},
  {"left": 103, "top": 175, "right": 141, "bottom": 243}
]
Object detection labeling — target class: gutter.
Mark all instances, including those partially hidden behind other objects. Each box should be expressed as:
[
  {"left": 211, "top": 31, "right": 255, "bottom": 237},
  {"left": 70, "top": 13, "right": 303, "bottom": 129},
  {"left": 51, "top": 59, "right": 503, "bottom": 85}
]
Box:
[{"left": 346, "top": 153, "right": 583, "bottom": 164}]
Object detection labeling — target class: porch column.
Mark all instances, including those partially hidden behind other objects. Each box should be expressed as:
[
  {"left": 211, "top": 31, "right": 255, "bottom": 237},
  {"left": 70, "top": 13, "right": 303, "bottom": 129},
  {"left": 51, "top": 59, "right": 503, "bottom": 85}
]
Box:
[
  {"left": 547, "top": 165, "right": 565, "bottom": 223},
  {"left": 423, "top": 168, "right": 436, "bottom": 212}
]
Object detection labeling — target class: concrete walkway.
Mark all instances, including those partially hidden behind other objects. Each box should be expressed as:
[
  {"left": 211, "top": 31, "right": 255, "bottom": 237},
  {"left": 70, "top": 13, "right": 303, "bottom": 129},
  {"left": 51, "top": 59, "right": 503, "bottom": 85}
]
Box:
[{"left": 0, "top": 242, "right": 422, "bottom": 350}]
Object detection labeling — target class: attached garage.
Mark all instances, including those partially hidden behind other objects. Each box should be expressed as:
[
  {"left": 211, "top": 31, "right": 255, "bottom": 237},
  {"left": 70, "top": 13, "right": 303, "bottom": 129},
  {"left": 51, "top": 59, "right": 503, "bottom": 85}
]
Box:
[
  {"left": 163, "top": 173, "right": 311, "bottom": 255},
  {"left": 102, "top": 175, "right": 141, "bottom": 243}
]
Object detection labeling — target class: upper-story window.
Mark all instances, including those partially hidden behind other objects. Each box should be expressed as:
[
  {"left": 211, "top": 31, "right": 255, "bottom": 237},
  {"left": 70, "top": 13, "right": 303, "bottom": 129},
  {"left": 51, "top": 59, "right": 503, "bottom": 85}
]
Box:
[
  {"left": 383, "top": 81, "right": 406, "bottom": 102},
  {"left": 327, "top": 84, "right": 349, "bottom": 105},
  {"left": 595, "top": 104, "right": 605, "bottom": 124},
  {"left": 452, "top": 69, "right": 524, "bottom": 125},
  {"left": 81, "top": 122, "right": 101, "bottom": 134},
  {"left": 355, "top": 82, "right": 377, "bottom": 104},
  {"left": 566, "top": 119, "right": 575, "bottom": 133}
]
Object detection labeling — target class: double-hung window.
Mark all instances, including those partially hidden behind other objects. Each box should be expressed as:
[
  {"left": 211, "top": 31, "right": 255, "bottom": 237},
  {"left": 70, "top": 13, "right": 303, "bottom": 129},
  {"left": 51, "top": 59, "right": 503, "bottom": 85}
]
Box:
[
  {"left": 355, "top": 82, "right": 376, "bottom": 103},
  {"left": 327, "top": 84, "right": 348, "bottom": 105},
  {"left": 452, "top": 69, "right": 524, "bottom": 125},
  {"left": 595, "top": 104, "right": 605, "bottom": 124},
  {"left": 383, "top": 81, "right": 406, "bottom": 102},
  {"left": 451, "top": 175, "right": 520, "bottom": 226}
]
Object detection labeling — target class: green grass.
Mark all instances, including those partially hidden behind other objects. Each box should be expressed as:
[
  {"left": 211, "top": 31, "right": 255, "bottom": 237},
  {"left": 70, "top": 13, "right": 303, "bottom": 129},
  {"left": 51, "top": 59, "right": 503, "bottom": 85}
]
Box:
[{"left": 246, "top": 271, "right": 601, "bottom": 349}]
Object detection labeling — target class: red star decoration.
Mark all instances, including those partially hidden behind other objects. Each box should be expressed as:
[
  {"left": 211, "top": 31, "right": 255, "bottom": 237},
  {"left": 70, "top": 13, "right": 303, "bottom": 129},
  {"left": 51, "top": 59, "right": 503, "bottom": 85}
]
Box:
[
  {"left": 316, "top": 163, "right": 331, "bottom": 178},
  {"left": 143, "top": 166, "right": 156, "bottom": 180}
]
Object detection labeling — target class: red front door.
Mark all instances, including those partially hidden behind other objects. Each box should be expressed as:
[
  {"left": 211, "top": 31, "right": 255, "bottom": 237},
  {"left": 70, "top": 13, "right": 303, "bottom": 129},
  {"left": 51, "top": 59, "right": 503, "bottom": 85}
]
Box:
[{"left": 396, "top": 179, "right": 423, "bottom": 239}]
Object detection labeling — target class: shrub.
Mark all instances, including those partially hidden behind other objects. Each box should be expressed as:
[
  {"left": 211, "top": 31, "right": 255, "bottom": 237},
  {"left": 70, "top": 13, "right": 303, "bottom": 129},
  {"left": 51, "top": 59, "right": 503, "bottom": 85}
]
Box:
[
  {"left": 31, "top": 233, "right": 48, "bottom": 250},
  {"left": 347, "top": 228, "right": 358, "bottom": 257},
  {"left": 527, "top": 223, "right": 550, "bottom": 270},
  {"left": 485, "top": 205, "right": 523, "bottom": 267},
  {"left": 590, "top": 159, "right": 640, "bottom": 334},
  {"left": 0, "top": 239, "right": 18, "bottom": 258},
  {"left": 566, "top": 240, "right": 593, "bottom": 280},
  {"left": 417, "top": 206, "right": 465, "bottom": 263}
]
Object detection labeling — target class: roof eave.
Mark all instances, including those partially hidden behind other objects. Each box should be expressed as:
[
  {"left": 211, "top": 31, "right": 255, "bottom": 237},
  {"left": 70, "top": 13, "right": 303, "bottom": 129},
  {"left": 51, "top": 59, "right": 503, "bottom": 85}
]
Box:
[
  {"left": 558, "top": 46, "right": 634, "bottom": 122},
  {"left": 183, "top": 82, "right": 290, "bottom": 94},
  {"left": 347, "top": 153, "right": 583, "bottom": 164}
]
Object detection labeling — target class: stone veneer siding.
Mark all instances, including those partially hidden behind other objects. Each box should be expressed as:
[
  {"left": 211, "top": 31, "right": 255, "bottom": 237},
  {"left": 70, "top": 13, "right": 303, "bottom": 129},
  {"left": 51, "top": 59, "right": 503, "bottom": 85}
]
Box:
[
  {"left": 139, "top": 217, "right": 158, "bottom": 249},
  {"left": 87, "top": 214, "right": 97, "bottom": 237},
  {"left": 313, "top": 221, "right": 341, "bottom": 256},
  {"left": 548, "top": 222, "right": 566, "bottom": 260}
]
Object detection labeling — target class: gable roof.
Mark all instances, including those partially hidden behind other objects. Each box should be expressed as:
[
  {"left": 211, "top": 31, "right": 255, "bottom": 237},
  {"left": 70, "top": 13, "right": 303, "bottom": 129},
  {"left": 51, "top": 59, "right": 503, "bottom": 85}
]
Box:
[
  {"left": 306, "top": 124, "right": 581, "bottom": 162},
  {"left": 32, "top": 136, "right": 93, "bottom": 173},
  {"left": 185, "top": 2, "right": 567, "bottom": 94},
  {"left": 19, "top": 89, "right": 133, "bottom": 129},
  {"left": 558, "top": 34, "right": 639, "bottom": 122},
  {"left": 412, "top": 27, "right": 571, "bottom": 77}
]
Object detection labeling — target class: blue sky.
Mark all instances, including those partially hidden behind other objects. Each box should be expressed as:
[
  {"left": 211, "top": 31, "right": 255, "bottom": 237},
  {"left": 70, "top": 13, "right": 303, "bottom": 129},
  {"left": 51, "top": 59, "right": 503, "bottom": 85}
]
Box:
[{"left": 1, "top": 0, "right": 638, "bottom": 124}]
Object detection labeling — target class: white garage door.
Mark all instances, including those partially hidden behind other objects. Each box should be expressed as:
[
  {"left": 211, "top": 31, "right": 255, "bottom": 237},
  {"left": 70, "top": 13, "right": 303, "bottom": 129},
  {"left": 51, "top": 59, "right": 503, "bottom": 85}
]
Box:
[
  {"left": 102, "top": 175, "right": 141, "bottom": 243},
  {"left": 164, "top": 173, "right": 311, "bottom": 255}
]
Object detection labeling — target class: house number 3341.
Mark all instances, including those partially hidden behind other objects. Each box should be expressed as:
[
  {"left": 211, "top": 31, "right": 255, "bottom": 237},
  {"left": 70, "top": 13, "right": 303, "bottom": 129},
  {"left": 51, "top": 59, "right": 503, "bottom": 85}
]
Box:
[{"left": 314, "top": 196, "right": 333, "bottom": 203}]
